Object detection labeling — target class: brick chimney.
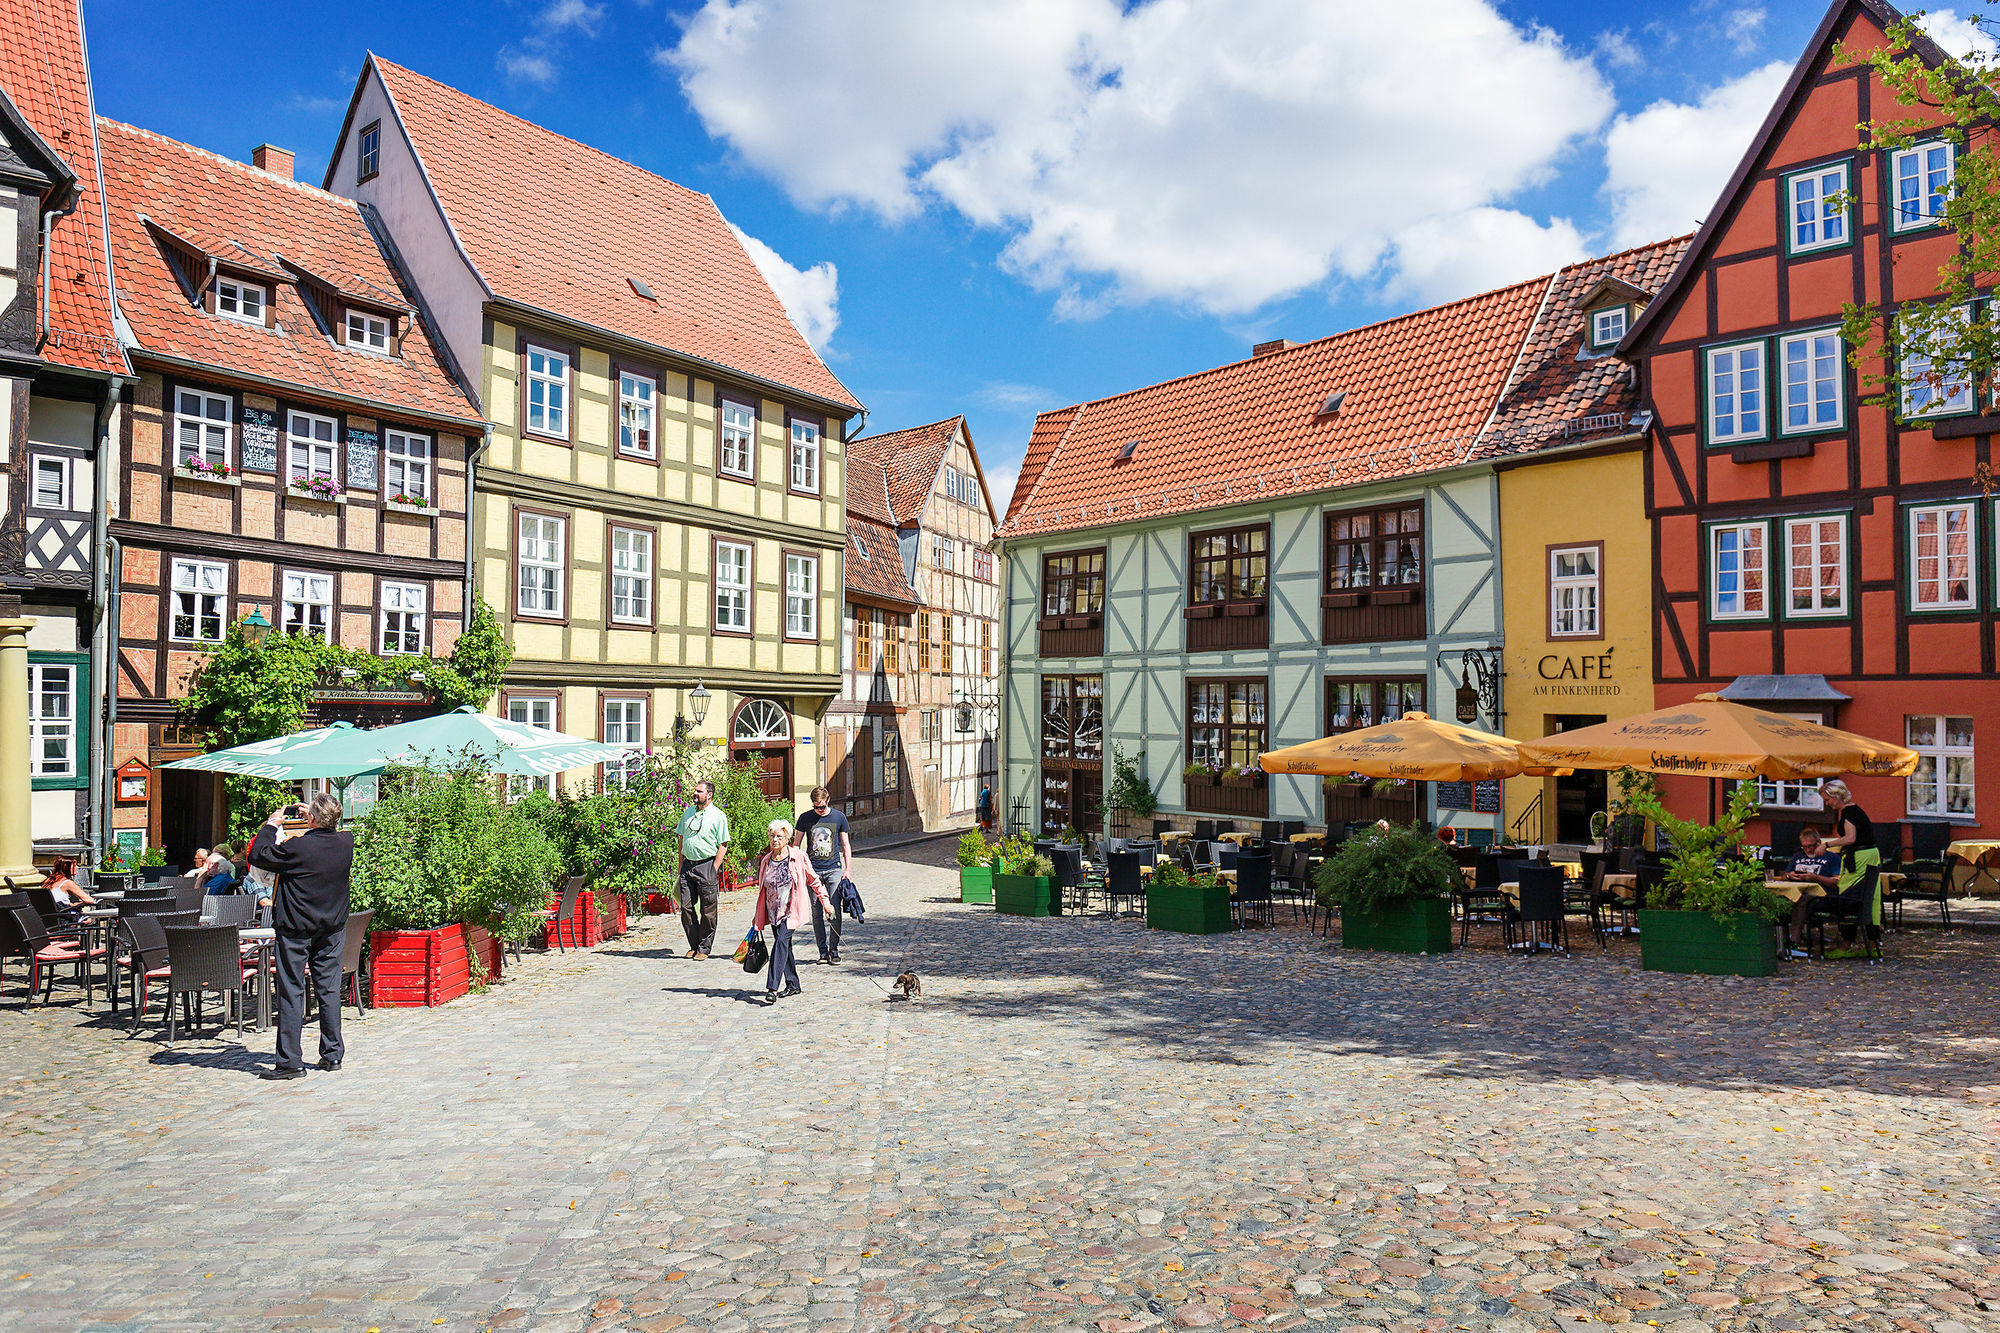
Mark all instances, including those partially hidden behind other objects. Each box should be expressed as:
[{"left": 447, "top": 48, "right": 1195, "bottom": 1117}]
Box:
[
  {"left": 251, "top": 144, "right": 294, "bottom": 179},
  {"left": 1252, "top": 338, "right": 1298, "bottom": 358}
]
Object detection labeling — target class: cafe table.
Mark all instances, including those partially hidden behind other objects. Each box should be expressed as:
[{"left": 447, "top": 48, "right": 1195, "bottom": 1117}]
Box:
[
  {"left": 80, "top": 907, "right": 121, "bottom": 1006},
  {"left": 1945, "top": 840, "right": 2000, "bottom": 894},
  {"left": 1289, "top": 832, "right": 1325, "bottom": 844},
  {"left": 1764, "top": 878, "right": 1827, "bottom": 904},
  {"left": 239, "top": 927, "right": 277, "bottom": 1031},
  {"left": 1158, "top": 830, "right": 1192, "bottom": 845},
  {"left": 1216, "top": 832, "right": 1256, "bottom": 846},
  {"left": 1602, "top": 872, "right": 1639, "bottom": 901}
]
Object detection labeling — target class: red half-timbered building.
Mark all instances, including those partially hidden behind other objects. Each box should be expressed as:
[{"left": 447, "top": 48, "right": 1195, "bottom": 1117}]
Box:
[{"left": 1627, "top": 0, "right": 1996, "bottom": 844}]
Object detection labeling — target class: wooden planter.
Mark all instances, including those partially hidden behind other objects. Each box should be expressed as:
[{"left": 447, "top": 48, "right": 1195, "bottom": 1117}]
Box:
[
  {"left": 1342, "top": 897, "right": 1453, "bottom": 954},
  {"left": 643, "top": 891, "right": 676, "bottom": 915},
  {"left": 995, "top": 872, "right": 1058, "bottom": 917},
  {"left": 595, "top": 892, "right": 629, "bottom": 941},
  {"left": 369, "top": 923, "right": 495, "bottom": 1008},
  {"left": 1148, "top": 878, "right": 1234, "bottom": 935},
  {"left": 1637, "top": 909, "right": 1777, "bottom": 977},
  {"left": 960, "top": 864, "right": 995, "bottom": 904},
  {"left": 545, "top": 889, "right": 628, "bottom": 947}
]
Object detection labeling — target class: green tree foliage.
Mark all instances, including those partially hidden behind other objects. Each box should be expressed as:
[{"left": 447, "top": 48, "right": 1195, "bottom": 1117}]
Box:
[
  {"left": 177, "top": 601, "right": 513, "bottom": 843},
  {"left": 1313, "top": 821, "right": 1456, "bottom": 916},
  {"left": 1837, "top": 15, "right": 2000, "bottom": 411},
  {"left": 709, "top": 760, "right": 798, "bottom": 878},
  {"left": 352, "top": 763, "right": 562, "bottom": 943},
  {"left": 1624, "top": 778, "right": 1784, "bottom": 921},
  {"left": 1098, "top": 743, "right": 1157, "bottom": 820},
  {"left": 519, "top": 752, "right": 697, "bottom": 906}
]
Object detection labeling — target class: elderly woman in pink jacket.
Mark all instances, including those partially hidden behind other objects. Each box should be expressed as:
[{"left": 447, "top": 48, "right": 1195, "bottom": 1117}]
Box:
[{"left": 751, "top": 817, "right": 833, "bottom": 1005}]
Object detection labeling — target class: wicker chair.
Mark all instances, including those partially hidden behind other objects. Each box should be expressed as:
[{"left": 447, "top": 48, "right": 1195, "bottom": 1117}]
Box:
[
  {"left": 117, "top": 913, "right": 172, "bottom": 1031},
  {"left": 1504, "top": 865, "right": 1569, "bottom": 956},
  {"left": 0, "top": 905, "right": 87, "bottom": 1005},
  {"left": 1104, "top": 851, "right": 1144, "bottom": 917},
  {"left": 159, "top": 925, "right": 249, "bottom": 1043},
  {"left": 201, "top": 896, "right": 258, "bottom": 928},
  {"left": 1807, "top": 864, "right": 1884, "bottom": 962},
  {"left": 1233, "top": 853, "right": 1274, "bottom": 929},
  {"left": 1885, "top": 859, "right": 1952, "bottom": 931}
]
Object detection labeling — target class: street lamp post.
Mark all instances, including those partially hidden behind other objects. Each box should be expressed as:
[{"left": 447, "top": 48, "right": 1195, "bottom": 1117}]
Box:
[{"left": 240, "top": 604, "right": 273, "bottom": 646}]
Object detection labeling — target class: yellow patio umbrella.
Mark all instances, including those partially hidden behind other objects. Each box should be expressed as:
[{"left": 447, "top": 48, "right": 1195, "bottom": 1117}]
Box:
[
  {"left": 1513, "top": 694, "right": 1918, "bottom": 779},
  {"left": 1258, "top": 711, "right": 1563, "bottom": 781}
]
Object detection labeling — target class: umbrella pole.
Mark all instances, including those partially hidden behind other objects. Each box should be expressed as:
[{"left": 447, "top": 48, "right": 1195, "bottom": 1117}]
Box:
[{"left": 1707, "top": 777, "right": 1716, "bottom": 824}]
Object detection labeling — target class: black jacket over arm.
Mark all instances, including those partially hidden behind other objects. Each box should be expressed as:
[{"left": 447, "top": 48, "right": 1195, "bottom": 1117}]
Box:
[{"left": 248, "top": 825, "right": 355, "bottom": 936}]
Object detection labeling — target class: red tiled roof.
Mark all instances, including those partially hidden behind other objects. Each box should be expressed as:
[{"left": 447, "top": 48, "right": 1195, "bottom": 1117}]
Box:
[
  {"left": 365, "top": 56, "right": 859, "bottom": 413},
  {"left": 845, "top": 449, "right": 897, "bottom": 527},
  {"left": 0, "top": 0, "right": 123, "bottom": 374},
  {"left": 848, "top": 416, "right": 963, "bottom": 524},
  {"left": 997, "top": 280, "right": 1551, "bottom": 539},
  {"left": 997, "top": 238, "right": 1694, "bottom": 540},
  {"left": 845, "top": 513, "right": 917, "bottom": 606},
  {"left": 98, "top": 120, "right": 483, "bottom": 428}
]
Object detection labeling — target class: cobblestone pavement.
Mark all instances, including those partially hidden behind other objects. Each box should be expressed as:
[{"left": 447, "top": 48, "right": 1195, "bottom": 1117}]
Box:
[{"left": 2, "top": 840, "right": 1997, "bottom": 1333}]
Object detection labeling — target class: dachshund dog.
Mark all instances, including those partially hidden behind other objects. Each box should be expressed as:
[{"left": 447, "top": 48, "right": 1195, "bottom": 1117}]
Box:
[{"left": 893, "top": 971, "right": 922, "bottom": 1001}]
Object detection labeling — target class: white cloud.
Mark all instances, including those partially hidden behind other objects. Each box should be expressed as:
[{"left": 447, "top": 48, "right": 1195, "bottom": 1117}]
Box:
[
  {"left": 730, "top": 226, "right": 840, "bottom": 354},
  {"left": 498, "top": 0, "right": 606, "bottom": 85},
  {"left": 982, "top": 459, "right": 1021, "bottom": 515},
  {"left": 974, "top": 382, "right": 1054, "bottom": 412},
  {"left": 497, "top": 49, "right": 557, "bottom": 84},
  {"left": 1384, "top": 208, "right": 1589, "bottom": 306},
  {"left": 1602, "top": 61, "right": 1791, "bottom": 248},
  {"left": 1595, "top": 30, "right": 1643, "bottom": 71},
  {"left": 541, "top": 0, "right": 605, "bottom": 34},
  {"left": 1918, "top": 8, "right": 1999, "bottom": 60},
  {"left": 1724, "top": 6, "right": 1766, "bottom": 52},
  {"left": 663, "top": 0, "right": 1613, "bottom": 317}
]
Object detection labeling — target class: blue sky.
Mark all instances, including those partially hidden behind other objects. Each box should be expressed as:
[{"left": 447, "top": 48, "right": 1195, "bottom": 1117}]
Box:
[{"left": 81, "top": 0, "right": 1869, "bottom": 505}]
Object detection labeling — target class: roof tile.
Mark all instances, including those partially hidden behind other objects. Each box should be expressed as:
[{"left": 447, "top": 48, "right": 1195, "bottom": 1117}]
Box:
[
  {"left": 848, "top": 416, "right": 963, "bottom": 525},
  {"left": 845, "top": 513, "right": 917, "bottom": 606}
]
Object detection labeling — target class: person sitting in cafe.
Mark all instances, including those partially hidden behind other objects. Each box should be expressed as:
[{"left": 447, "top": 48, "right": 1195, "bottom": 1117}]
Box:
[
  {"left": 1436, "top": 827, "right": 1458, "bottom": 846},
  {"left": 41, "top": 855, "right": 94, "bottom": 909},
  {"left": 1781, "top": 827, "right": 1843, "bottom": 957},
  {"left": 203, "top": 844, "right": 242, "bottom": 895}
]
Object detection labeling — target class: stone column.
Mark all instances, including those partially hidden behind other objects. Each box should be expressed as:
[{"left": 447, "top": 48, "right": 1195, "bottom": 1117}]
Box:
[{"left": 0, "top": 618, "right": 38, "bottom": 880}]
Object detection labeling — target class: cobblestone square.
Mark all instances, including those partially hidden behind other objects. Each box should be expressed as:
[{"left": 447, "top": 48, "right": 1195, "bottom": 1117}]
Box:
[{"left": 2, "top": 839, "right": 1996, "bottom": 1333}]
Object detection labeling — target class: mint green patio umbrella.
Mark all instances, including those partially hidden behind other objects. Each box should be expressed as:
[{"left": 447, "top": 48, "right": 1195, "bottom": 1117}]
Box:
[
  {"left": 159, "top": 722, "right": 396, "bottom": 780},
  {"left": 161, "top": 708, "right": 639, "bottom": 780}
]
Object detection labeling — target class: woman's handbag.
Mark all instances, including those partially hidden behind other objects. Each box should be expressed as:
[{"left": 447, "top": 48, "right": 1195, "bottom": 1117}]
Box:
[{"left": 737, "top": 929, "right": 768, "bottom": 974}]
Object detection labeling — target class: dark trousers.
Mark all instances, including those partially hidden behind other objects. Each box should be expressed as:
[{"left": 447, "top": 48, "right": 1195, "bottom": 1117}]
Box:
[
  {"left": 810, "top": 873, "right": 844, "bottom": 958},
  {"left": 766, "top": 922, "right": 800, "bottom": 994},
  {"left": 679, "top": 858, "right": 720, "bottom": 954},
  {"left": 274, "top": 929, "right": 344, "bottom": 1070}
]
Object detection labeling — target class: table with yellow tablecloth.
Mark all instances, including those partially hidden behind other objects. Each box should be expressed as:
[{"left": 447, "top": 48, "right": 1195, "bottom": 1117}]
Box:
[
  {"left": 1216, "top": 832, "right": 1256, "bottom": 846},
  {"left": 1946, "top": 840, "right": 2000, "bottom": 894},
  {"left": 1289, "top": 832, "right": 1325, "bottom": 844}
]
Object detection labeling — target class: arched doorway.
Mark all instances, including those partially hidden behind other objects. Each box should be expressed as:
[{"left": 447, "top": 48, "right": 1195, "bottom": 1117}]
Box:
[{"left": 731, "top": 698, "right": 794, "bottom": 799}]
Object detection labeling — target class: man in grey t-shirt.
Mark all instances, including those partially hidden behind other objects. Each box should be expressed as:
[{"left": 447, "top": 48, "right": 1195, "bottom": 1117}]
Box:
[{"left": 792, "top": 786, "right": 852, "bottom": 964}]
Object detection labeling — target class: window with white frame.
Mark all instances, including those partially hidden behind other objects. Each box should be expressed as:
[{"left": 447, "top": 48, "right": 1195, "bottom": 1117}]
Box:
[
  {"left": 610, "top": 525, "right": 654, "bottom": 625},
  {"left": 785, "top": 553, "right": 817, "bottom": 639},
  {"left": 602, "top": 697, "right": 646, "bottom": 789},
  {"left": 525, "top": 344, "right": 569, "bottom": 437},
  {"left": 790, "top": 418, "right": 821, "bottom": 492},
  {"left": 358, "top": 121, "right": 380, "bottom": 181},
  {"left": 172, "top": 388, "right": 231, "bottom": 469},
  {"left": 286, "top": 410, "right": 338, "bottom": 484},
  {"left": 1588, "top": 306, "right": 1628, "bottom": 350},
  {"left": 383, "top": 430, "right": 430, "bottom": 504},
  {"left": 380, "top": 581, "right": 426, "bottom": 654},
  {"left": 973, "top": 548, "right": 994, "bottom": 581},
  {"left": 1907, "top": 715, "right": 1974, "bottom": 817},
  {"left": 1783, "top": 515, "right": 1847, "bottom": 617},
  {"left": 719, "top": 399, "right": 754, "bottom": 478},
  {"left": 714, "top": 540, "right": 750, "bottom": 632},
  {"left": 506, "top": 695, "right": 557, "bottom": 797},
  {"left": 32, "top": 457, "right": 68, "bottom": 510},
  {"left": 1549, "top": 545, "right": 1601, "bottom": 637},
  {"left": 1780, "top": 329, "right": 1845, "bottom": 435},
  {"left": 169, "top": 558, "right": 227, "bottom": 642},
  {"left": 345, "top": 310, "right": 391, "bottom": 352},
  {"left": 516, "top": 512, "right": 565, "bottom": 618},
  {"left": 1705, "top": 342, "right": 1766, "bottom": 444},
  {"left": 1710, "top": 522, "right": 1768, "bottom": 620},
  {"left": 215, "top": 277, "right": 265, "bottom": 325},
  {"left": 1900, "top": 306, "right": 1975, "bottom": 417},
  {"left": 1754, "top": 776, "right": 1825, "bottom": 811},
  {"left": 281, "top": 570, "right": 334, "bottom": 641},
  {"left": 1891, "top": 140, "right": 1956, "bottom": 232},
  {"left": 1910, "top": 503, "right": 1977, "bottom": 610},
  {"left": 1785, "top": 161, "right": 1849, "bottom": 252},
  {"left": 28, "top": 664, "right": 73, "bottom": 778},
  {"left": 619, "top": 373, "right": 656, "bottom": 458},
  {"left": 932, "top": 534, "right": 953, "bottom": 569}
]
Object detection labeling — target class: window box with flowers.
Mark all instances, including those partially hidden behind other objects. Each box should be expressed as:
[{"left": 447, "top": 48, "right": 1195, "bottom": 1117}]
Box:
[
  {"left": 383, "top": 492, "right": 436, "bottom": 517},
  {"left": 1220, "top": 766, "right": 1266, "bottom": 790},
  {"left": 287, "top": 476, "right": 347, "bottom": 505},
  {"left": 174, "top": 458, "right": 240, "bottom": 487}
]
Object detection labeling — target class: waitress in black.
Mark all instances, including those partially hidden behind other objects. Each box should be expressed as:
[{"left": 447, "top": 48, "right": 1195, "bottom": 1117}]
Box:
[{"left": 1818, "top": 779, "right": 1880, "bottom": 894}]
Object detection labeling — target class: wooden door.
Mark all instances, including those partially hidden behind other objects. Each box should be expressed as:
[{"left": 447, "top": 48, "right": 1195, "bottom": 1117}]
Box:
[{"left": 743, "top": 747, "right": 791, "bottom": 800}]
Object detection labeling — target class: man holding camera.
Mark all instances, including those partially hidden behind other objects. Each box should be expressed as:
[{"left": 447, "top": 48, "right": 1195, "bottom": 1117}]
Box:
[{"left": 248, "top": 793, "right": 354, "bottom": 1080}]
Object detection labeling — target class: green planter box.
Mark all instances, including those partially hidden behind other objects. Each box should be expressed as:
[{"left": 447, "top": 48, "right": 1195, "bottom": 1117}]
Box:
[
  {"left": 994, "top": 873, "right": 1058, "bottom": 917},
  {"left": 1341, "top": 897, "right": 1453, "bottom": 954},
  {"left": 1637, "top": 909, "right": 1777, "bottom": 977},
  {"left": 960, "top": 864, "right": 995, "bottom": 905},
  {"left": 1147, "top": 879, "right": 1235, "bottom": 935}
]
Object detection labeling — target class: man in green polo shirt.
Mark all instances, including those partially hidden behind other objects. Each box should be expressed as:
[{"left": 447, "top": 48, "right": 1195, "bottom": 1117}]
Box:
[{"left": 677, "top": 780, "right": 731, "bottom": 959}]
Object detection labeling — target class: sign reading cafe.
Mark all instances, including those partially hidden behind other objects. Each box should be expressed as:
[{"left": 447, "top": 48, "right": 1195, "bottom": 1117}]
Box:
[{"left": 1534, "top": 647, "right": 1619, "bottom": 697}]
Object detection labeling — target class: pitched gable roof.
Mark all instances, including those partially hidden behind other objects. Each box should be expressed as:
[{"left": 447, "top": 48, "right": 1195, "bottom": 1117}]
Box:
[
  {"left": 351, "top": 56, "right": 859, "bottom": 413},
  {"left": 1625, "top": 0, "right": 1944, "bottom": 352},
  {"left": 0, "top": 0, "right": 124, "bottom": 374},
  {"left": 848, "top": 416, "right": 966, "bottom": 525},
  {"left": 845, "top": 512, "right": 918, "bottom": 606},
  {"left": 98, "top": 119, "right": 482, "bottom": 429}
]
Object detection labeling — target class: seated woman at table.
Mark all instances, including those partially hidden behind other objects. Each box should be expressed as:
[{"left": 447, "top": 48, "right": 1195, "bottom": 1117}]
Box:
[
  {"left": 1780, "top": 828, "right": 1843, "bottom": 956},
  {"left": 203, "top": 844, "right": 242, "bottom": 895},
  {"left": 42, "top": 855, "right": 94, "bottom": 908}
]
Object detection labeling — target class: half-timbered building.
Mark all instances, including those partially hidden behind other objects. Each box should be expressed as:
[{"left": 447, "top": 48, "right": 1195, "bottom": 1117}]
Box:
[
  {"left": 827, "top": 453, "right": 920, "bottom": 835},
  {"left": 98, "top": 121, "right": 484, "bottom": 859},
  {"left": 1624, "top": 0, "right": 2000, "bottom": 845}
]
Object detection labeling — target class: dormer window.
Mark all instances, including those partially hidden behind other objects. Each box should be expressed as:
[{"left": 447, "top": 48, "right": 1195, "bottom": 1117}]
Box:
[
  {"left": 346, "top": 310, "right": 392, "bottom": 352},
  {"left": 216, "top": 277, "right": 266, "bottom": 326},
  {"left": 358, "top": 121, "right": 380, "bottom": 183},
  {"left": 1587, "top": 305, "right": 1629, "bottom": 352}
]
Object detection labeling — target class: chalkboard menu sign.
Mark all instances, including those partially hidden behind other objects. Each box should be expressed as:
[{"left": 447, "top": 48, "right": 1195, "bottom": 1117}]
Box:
[
  {"left": 241, "top": 406, "right": 278, "bottom": 473},
  {"left": 1435, "top": 779, "right": 1502, "bottom": 813},
  {"left": 345, "top": 427, "right": 379, "bottom": 491}
]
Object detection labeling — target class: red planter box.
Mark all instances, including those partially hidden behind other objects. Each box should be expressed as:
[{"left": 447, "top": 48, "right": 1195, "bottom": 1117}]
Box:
[
  {"left": 643, "top": 891, "right": 675, "bottom": 915},
  {"left": 369, "top": 923, "right": 498, "bottom": 1008},
  {"left": 544, "top": 889, "right": 629, "bottom": 948}
]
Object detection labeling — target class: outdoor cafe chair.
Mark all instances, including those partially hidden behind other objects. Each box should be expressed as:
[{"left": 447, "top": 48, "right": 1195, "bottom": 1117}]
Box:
[
  {"left": 24, "top": 886, "right": 78, "bottom": 940},
  {"left": 1, "top": 905, "right": 88, "bottom": 1006},
  {"left": 340, "top": 909, "right": 373, "bottom": 1017},
  {"left": 1634, "top": 859, "right": 1670, "bottom": 910},
  {"left": 1104, "top": 851, "right": 1144, "bottom": 917},
  {"left": 1192, "top": 820, "right": 1218, "bottom": 843},
  {"left": 1505, "top": 866, "right": 1569, "bottom": 956},
  {"left": 1884, "top": 859, "right": 1951, "bottom": 931},
  {"left": 1908, "top": 821, "right": 1952, "bottom": 863},
  {"left": 201, "top": 896, "right": 257, "bottom": 928},
  {"left": 1049, "top": 845, "right": 1084, "bottom": 913},
  {"left": 1232, "top": 853, "right": 1274, "bottom": 929},
  {"left": 1217, "top": 844, "right": 1239, "bottom": 873},
  {"left": 543, "top": 877, "right": 585, "bottom": 952},
  {"left": 1807, "top": 864, "right": 1884, "bottom": 962},
  {"left": 164, "top": 877, "right": 204, "bottom": 913},
  {"left": 1280, "top": 819, "right": 1306, "bottom": 840},
  {"left": 1458, "top": 854, "right": 1507, "bottom": 945},
  {"left": 158, "top": 925, "right": 250, "bottom": 1044},
  {"left": 1259, "top": 820, "right": 1283, "bottom": 845}
]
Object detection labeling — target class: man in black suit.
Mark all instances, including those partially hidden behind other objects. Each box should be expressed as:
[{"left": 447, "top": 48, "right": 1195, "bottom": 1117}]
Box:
[{"left": 248, "top": 793, "right": 354, "bottom": 1080}]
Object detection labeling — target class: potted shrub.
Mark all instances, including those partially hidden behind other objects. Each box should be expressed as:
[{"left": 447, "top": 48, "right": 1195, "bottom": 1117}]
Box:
[
  {"left": 1097, "top": 742, "right": 1158, "bottom": 837},
  {"left": 1146, "top": 862, "right": 1234, "bottom": 935},
  {"left": 1182, "top": 761, "right": 1221, "bottom": 787},
  {"left": 1315, "top": 821, "right": 1455, "bottom": 954},
  {"left": 957, "top": 830, "right": 996, "bottom": 904},
  {"left": 1627, "top": 781, "right": 1784, "bottom": 977},
  {"left": 994, "top": 839, "right": 1059, "bottom": 917}
]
